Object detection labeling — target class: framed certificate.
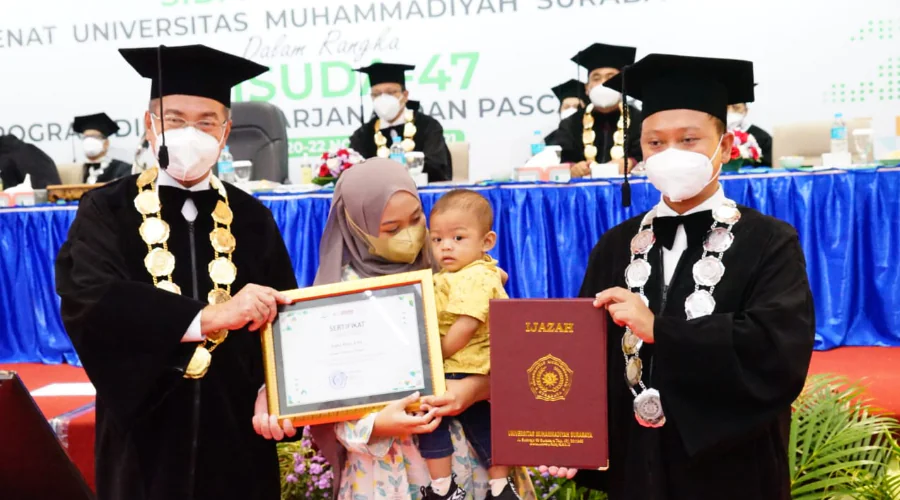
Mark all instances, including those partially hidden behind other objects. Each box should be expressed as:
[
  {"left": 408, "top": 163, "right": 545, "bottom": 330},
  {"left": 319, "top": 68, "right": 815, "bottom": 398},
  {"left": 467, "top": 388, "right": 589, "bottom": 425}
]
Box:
[{"left": 262, "top": 269, "right": 445, "bottom": 426}]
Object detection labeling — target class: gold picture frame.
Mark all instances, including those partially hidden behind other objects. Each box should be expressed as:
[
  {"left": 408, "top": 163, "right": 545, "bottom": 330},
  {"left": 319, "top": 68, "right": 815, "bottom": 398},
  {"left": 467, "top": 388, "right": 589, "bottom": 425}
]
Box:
[{"left": 261, "top": 269, "right": 445, "bottom": 426}]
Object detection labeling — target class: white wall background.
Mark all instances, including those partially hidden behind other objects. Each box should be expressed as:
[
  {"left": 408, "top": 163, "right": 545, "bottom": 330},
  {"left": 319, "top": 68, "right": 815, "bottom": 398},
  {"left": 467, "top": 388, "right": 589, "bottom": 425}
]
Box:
[{"left": 1, "top": 0, "right": 898, "bottom": 180}]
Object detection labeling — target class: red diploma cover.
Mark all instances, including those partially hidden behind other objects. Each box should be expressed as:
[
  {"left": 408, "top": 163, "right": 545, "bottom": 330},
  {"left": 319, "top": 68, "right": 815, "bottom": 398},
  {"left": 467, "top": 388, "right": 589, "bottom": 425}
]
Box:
[{"left": 489, "top": 299, "right": 608, "bottom": 469}]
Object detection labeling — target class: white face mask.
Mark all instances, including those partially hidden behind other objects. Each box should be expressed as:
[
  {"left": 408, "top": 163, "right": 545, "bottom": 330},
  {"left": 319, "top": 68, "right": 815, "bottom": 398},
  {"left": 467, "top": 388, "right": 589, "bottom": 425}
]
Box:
[
  {"left": 644, "top": 136, "right": 724, "bottom": 203},
  {"left": 151, "top": 125, "right": 223, "bottom": 183},
  {"left": 82, "top": 137, "right": 106, "bottom": 158},
  {"left": 726, "top": 112, "right": 745, "bottom": 130},
  {"left": 373, "top": 94, "right": 402, "bottom": 122},
  {"left": 559, "top": 107, "right": 579, "bottom": 121},
  {"left": 589, "top": 85, "right": 622, "bottom": 108}
]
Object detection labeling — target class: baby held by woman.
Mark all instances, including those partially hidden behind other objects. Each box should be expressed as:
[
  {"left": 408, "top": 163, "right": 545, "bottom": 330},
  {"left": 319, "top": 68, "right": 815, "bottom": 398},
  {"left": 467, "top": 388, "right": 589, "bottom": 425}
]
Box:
[{"left": 418, "top": 189, "right": 518, "bottom": 500}]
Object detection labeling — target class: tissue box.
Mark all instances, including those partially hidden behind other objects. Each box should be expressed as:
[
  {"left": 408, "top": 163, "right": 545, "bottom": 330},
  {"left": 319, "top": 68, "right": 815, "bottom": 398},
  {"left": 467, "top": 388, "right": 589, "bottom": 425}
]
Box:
[
  {"left": 13, "top": 192, "right": 36, "bottom": 207},
  {"left": 514, "top": 165, "right": 571, "bottom": 182},
  {"left": 0, "top": 193, "right": 11, "bottom": 208}
]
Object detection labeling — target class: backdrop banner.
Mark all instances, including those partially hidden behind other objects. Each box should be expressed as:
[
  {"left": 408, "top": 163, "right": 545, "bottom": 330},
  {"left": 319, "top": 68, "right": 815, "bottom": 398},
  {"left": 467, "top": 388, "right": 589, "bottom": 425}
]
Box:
[{"left": 1, "top": 0, "right": 899, "bottom": 179}]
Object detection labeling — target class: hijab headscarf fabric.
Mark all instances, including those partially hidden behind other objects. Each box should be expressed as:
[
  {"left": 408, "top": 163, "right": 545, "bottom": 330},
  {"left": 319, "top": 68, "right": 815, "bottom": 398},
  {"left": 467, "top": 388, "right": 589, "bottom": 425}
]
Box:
[
  {"left": 310, "top": 157, "right": 430, "bottom": 494},
  {"left": 313, "top": 157, "right": 430, "bottom": 286}
]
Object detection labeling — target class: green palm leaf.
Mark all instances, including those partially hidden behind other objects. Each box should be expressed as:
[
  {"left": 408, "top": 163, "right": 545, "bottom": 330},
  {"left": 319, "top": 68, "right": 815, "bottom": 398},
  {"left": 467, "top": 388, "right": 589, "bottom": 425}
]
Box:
[{"left": 790, "top": 374, "right": 900, "bottom": 500}]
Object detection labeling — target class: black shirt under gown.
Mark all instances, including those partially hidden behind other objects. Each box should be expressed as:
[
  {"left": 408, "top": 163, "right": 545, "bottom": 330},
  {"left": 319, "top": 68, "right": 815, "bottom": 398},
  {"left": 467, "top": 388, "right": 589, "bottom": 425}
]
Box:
[
  {"left": 557, "top": 106, "right": 643, "bottom": 165},
  {"left": 55, "top": 174, "right": 298, "bottom": 500},
  {"left": 575, "top": 206, "right": 815, "bottom": 500},
  {"left": 349, "top": 109, "right": 453, "bottom": 182},
  {"left": 83, "top": 158, "right": 133, "bottom": 184}
]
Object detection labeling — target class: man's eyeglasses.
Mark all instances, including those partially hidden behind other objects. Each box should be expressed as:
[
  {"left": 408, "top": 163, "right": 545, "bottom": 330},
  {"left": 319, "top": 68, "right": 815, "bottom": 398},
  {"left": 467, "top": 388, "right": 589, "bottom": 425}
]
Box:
[
  {"left": 370, "top": 90, "right": 403, "bottom": 99},
  {"left": 151, "top": 113, "right": 226, "bottom": 135}
]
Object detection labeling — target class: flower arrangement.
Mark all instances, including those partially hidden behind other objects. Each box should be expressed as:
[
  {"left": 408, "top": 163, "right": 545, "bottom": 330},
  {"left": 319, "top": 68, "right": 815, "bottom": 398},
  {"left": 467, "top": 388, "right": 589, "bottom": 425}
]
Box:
[
  {"left": 313, "top": 147, "right": 364, "bottom": 186},
  {"left": 725, "top": 129, "right": 762, "bottom": 171},
  {"left": 527, "top": 467, "right": 608, "bottom": 500},
  {"left": 278, "top": 426, "right": 334, "bottom": 500}
]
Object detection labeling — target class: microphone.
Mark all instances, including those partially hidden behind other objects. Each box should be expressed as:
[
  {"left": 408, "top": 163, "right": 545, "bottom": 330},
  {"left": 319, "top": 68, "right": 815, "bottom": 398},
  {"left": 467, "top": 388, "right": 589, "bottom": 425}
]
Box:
[{"left": 156, "top": 45, "right": 169, "bottom": 169}]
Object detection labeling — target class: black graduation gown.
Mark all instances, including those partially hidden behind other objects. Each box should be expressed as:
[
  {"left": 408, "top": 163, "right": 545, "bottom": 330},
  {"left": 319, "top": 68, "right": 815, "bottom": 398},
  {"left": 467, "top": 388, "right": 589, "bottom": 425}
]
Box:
[
  {"left": 55, "top": 174, "right": 298, "bottom": 500},
  {"left": 557, "top": 106, "right": 643, "bottom": 164},
  {"left": 348, "top": 110, "right": 453, "bottom": 182},
  {"left": 575, "top": 207, "right": 815, "bottom": 500},
  {"left": 0, "top": 134, "right": 62, "bottom": 189},
  {"left": 544, "top": 128, "right": 564, "bottom": 148},
  {"left": 83, "top": 158, "right": 133, "bottom": 184},
  {"left": 747, "top": 125, "right": 773, "bottom": 167}
]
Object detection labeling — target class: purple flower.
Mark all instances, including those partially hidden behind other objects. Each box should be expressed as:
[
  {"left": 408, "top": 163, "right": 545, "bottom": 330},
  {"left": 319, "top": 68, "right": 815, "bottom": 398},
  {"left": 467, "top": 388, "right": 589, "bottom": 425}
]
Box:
[
  {"left": 286, "top": 474, "right": 298, "bottom": 483},
  {"left": 312, "top": 454, "right": 326, "bottom": 463},
  {"left": 541, "top": 472, "right": 550, "bottom": 479},
  {"left": 301, "top": 439, "right": 313, "bottom": 449},
  {"left": 295, "top": 463, "right": 306, "bottom": 475},
  {"left": 309, "top": 463, "right": 323, "bottom": 475},
  {"left": 317, "top": 477, "right": 331, "bottom": 489}
]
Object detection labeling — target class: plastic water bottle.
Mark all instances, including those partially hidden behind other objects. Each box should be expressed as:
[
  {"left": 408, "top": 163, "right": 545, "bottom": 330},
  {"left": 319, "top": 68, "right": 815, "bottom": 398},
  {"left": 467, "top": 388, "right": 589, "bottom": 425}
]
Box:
[
  {"left": 530, "top": 130, "right": 545, "bottom": 156},
  {"left": 830, "top": 113, "right": 848, "bottom": 154},
  {"left": 217, "top": 145, "right": 235, "bottom": 182},
  {"left": 390, "top": 135, "right": 407, "bottom": 166}
]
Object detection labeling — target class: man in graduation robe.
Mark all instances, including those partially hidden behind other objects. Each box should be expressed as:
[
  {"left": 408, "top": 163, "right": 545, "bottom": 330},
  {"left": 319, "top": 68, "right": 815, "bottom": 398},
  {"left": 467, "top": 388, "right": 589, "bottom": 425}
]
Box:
[
  {"left": 55, "top": 44, "right": 298, "bottom": 500},
  {"left": 349, "top": 62, "right": 453, "bottom": 181},
  {"left": 0, "top": 134, "right": 61, "bottom": 189},
  {"left": 545, "top": 79, "right": 586, "bottom": 147},
  {"left": 73, "top": 113, "right": 133, "bottom": 184},
  {"left": 556, "top": 43, "right": 642, "bottom": 178},
  {"left": 727, "top": 102, "right": 773, "bottom": 166},
  {"left": 554, "top": 54, "right": 815, "bottom": 499}
]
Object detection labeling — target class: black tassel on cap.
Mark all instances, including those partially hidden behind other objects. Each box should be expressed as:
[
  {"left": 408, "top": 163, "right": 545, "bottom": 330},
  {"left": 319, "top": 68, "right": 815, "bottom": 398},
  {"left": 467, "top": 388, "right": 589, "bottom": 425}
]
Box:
[
  {"left": 620, "top": 64, "right": 631, "bottom": 207},
  {"left": 156, "top": 45, "right": 169, "bottom": 169}
]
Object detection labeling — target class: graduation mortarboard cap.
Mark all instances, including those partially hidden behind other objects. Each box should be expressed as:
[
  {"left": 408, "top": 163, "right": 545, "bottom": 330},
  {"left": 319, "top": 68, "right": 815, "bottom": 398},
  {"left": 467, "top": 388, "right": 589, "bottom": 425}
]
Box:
[
  {"left": 118, "top": 44, "right": 269, "bottom": 107},
  {"left": 604, "top": 53, "right": 755, "bottom": 124},
  {"left": 72, "top": 113, "right": 119, "bottom": 138},
  {"left": 355, "top": 62, "right": 415, "bottom": 88},
  {"left": 551, "top": 79, "right": 587, "bottom": 103},
  {"left": 571, "top": 43, "right": 637, "bottom": 73}
]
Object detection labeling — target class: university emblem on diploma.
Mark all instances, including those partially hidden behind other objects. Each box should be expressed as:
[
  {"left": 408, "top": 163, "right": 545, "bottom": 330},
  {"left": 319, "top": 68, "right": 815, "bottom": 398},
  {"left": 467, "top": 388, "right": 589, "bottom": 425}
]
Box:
[{"left": 527, "top": 354, "right": 574, "bottom": 402}]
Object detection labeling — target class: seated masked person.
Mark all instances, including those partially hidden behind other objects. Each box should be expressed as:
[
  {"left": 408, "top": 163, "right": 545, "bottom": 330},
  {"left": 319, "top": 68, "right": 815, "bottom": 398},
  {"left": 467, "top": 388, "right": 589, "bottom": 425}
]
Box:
[
  {"left": 349, "top": 62, "right": 452, "bottom": 182},
  {"left": 727, "top": 101, "right": 773, "bottom": 167},
  {"left": 557, "top": 43, "right": 642, "bottom": 178},
  {"left": 73, "top": 112, "right": 133, "bottom": 184},
  {"left": 548, "top": 54, "right": 815, "bottom": 500},
  {"left": 545, "top": 79, "right": 587, "bottom": 147}
]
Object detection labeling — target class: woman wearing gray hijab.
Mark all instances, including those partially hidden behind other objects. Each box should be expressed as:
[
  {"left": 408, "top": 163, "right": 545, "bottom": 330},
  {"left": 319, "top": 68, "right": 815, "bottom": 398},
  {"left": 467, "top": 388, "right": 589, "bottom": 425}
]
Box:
[{"left": 254, "top": 158, "right": 492, "bottom": 500}]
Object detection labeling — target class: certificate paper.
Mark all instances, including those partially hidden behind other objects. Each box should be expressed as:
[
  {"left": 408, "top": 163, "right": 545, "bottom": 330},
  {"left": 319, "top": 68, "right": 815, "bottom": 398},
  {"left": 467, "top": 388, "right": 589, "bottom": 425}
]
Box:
[
  {"left": 264, "top": 271, "right": 444, "bottom": 425},
  {"left": 280, "top": 291, "right": 426, "bottom": 407}
]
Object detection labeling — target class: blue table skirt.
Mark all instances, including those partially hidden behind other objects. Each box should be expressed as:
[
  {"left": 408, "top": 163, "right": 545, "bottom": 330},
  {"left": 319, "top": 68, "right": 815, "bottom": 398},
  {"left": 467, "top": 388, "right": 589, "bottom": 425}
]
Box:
[{"left": 1, "top": 168, "right": 898, "bottom": 365}]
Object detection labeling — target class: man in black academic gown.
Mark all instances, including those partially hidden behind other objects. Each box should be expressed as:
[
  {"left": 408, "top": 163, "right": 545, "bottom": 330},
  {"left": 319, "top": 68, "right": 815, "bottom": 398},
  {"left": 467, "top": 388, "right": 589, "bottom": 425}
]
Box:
[
  {"left": 0, "top": 134, "right": 61, "bottom": 189},
  {"left": 73, "top": 113, "right": 133, "bottom": 184},
  {"left": 349, "top": 62, "right": 452, "bottom": 181},
  {"left": 727, "top": 102, "right": 773, "bottom": 166},
  {"left": 546, "top": 54, "right": 815, "bottom": 499},
  {"left": 545, "top": 79, "right": 586, "bottom": 147},
  {"left": 55, "top": 44, "right": 298, "bottom": 500},
  {"left": 556, "top": 43, "right": 642, "bottom": 178}
]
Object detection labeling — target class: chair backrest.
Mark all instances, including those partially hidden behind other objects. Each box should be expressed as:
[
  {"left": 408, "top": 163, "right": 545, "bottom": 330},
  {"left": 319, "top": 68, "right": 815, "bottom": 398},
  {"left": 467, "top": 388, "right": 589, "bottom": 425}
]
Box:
[
  {"left": 447, "top": 142, "right": 470, "bottom": 182},
  {"left": 228, "top": 102, "right": 289, "bottom": 182},
  {"left": 772, "top": 117, "right": 872, "bottom": 167},
  {"left": 56, "top": 163, "right": 83, "bottom": 185}
]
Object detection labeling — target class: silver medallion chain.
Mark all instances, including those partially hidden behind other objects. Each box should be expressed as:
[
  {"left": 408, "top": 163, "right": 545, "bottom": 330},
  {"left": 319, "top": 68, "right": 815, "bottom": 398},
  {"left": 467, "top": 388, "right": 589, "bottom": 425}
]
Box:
[{"left": 620, "top": 199, "right": 741, "bottom": 427}]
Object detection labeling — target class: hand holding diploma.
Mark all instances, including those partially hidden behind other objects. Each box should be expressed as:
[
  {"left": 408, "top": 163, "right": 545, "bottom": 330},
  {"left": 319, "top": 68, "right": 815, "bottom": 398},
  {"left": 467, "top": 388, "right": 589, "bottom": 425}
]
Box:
[
  {"left": 253, "top": 387, "right": 297, "bottom": 441},
  {"left": 538, "top": 465, "right": 578, "bottom": 479},
  {"left": 201, "top": 284, "right": 291, "bottom": 333}
]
